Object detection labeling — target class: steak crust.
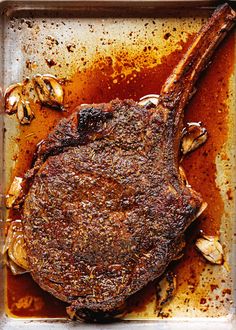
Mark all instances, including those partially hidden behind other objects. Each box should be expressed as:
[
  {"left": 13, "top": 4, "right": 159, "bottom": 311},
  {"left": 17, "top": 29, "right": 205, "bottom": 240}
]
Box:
[
  {"left": 22, "top": 4, "right": 236, "bottom": 318},
  {"left": 23, "top": 99, "right": 202, "bottom": 313}
]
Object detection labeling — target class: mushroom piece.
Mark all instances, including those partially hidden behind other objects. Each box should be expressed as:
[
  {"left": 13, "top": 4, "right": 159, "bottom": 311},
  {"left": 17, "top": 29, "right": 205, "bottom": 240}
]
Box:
[
  {"left": 195, "top": 235, "right": 224, "bottom": 265},
  {"left": 5, "top": 83, "right": 23, "bottom": 114},
  {"left": 17, "top": 100, "right": 35, "bottom": 125},
  {"left": 33, "top": 74, "right": 64, "bottom": 109},
  {"left": 181, "top": 122, "right": 207, "bottom": 155},
  {"left": 6, "top": 177, "right": 23, "bottom": 208},
  {"left": 139, "top": 94, "right": 160, "bottom": 108},
  {"left": 3, "top": 220, "right": 29, "bottom": 273}
]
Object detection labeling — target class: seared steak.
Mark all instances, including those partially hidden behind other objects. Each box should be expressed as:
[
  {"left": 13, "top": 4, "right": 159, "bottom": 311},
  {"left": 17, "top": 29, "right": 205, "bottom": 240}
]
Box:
[{"left": 22, "top": 4, "right": 236, "bottom": 319}]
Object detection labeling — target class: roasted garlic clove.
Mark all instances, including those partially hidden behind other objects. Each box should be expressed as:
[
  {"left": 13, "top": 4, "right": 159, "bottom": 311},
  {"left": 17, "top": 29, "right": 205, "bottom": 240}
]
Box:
[
  {"left": 6, "top": 177, "right": 23, "bottom": 208},
  {"left": 196, "top": 235, "right": 224, "bottom": 265},
  {"left": 5, "top": 83, "right": 23, "bottom": 114},
  {"left": 5, "top": 81, "right": 35, "bottom": 125},
  {"left": 195, "top": 201, "right": 208, "bottom": 219},
  {"left": 139, "top": 94, "right": 160, "bottom": 108},
  {"left": 178, "top": 166, "right": 208, "bottom": 221},
  {"left": 3, "top": 221, "right": 29, "bottom": 272},
  {"left": 67, "top": 305, "right": 126, "bottom": 322},
  {"left": 8, "top": 259, "right": 29, "bottom": 275},
  {"left": 181, "top": 122, "right": 207, "bottom": 155},
  {"left": 179, "top": 166, "right": 191, "bottom": 187},
  {"left": 8, "top": 232, "right": 28, "bottom": 270},
  {"left": 21, "top": 77, "right": 37, "bottom": 100},
  {"left": 33, "top": 74, "right": 64, "bottom": 109},
  {"left": 156, "top": 272, "right": 177, "bottom": 309},
  {"left": 17, "top": 100, "right": 34, "bottom": 125}
]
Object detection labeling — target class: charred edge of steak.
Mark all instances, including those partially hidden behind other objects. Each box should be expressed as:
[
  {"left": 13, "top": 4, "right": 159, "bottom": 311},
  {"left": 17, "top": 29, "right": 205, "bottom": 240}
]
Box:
[
  {"left": 25, "top": 104, "right": 114, "bottom": 180},
  {"left": 78, "top": 107, "right": 113, "bottom": 135}
]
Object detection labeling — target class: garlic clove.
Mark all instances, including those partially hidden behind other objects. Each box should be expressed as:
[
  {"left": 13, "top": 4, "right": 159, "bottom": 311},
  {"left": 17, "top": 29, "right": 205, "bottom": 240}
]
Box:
[
  {"left": 33, "top": 74, "right": 64, "bottom": 109},
  {"left": 181, "top": 122, "right": 207, "bottom": 155},
  {"left": 139, "top": 94, "right": 160, "bottom": 108},
  {"left": 196, "top": 235, "right": 224, "bottom": 265},
  {"left": 5, "top": 83, "right": 23, "bottom": 114},
  {"left": 17, "top": 100, "right": 34, "bottom": 125},
  {"left": 6, "top": 177, "right": 23, "bottom": 208}
]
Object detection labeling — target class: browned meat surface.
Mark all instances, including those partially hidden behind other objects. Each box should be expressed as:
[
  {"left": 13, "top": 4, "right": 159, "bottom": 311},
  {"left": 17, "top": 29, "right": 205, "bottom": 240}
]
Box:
[{"left": 22, "top": 4, "right": 236, "bottom": 319}]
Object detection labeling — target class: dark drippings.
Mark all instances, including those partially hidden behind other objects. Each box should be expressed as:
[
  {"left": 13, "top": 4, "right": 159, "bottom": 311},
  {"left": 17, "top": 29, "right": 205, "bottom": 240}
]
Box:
[{"left": 6, "top": 31, "right": 235, "bottom": 318}]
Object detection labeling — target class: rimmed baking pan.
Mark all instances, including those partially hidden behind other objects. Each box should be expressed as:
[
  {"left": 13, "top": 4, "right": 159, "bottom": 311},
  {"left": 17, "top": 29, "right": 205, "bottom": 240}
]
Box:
[{"left": 0, "top": 0, "right": 235, "bottom": 329}]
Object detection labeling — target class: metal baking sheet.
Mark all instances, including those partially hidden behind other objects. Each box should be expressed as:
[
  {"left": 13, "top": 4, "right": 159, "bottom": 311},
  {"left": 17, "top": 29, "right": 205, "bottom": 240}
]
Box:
[{"left": 0, "top": 0, "right": 235, "bottom": 329}]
